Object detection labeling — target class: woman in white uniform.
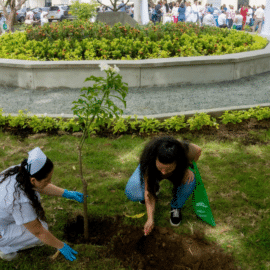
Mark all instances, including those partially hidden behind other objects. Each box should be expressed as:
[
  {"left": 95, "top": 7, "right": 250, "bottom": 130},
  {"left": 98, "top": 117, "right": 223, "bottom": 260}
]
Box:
[
  {"left": 185, "top": 2, "right": 193, "bottom": 23},
  {"left": 0, "top": 147, "right": 84, "bottom": 261}
]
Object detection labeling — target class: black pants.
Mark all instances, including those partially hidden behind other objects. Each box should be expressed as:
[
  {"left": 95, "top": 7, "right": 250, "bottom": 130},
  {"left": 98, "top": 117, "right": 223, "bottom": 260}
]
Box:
[
  {"left": 228, "top": 19, "right": 233, "bottom": 28},
  {"left": 219, "top": 24, "right": 227, "bottom": 28}
]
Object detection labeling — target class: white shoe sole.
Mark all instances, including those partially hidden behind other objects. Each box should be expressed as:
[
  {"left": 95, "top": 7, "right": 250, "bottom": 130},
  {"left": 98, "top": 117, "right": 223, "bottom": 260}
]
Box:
[
  {"left": 170, "top": 219, "right": 181, "bottom": 226},
  {"left": 0, "top": 251, "right": 19, "bottom": 261}
]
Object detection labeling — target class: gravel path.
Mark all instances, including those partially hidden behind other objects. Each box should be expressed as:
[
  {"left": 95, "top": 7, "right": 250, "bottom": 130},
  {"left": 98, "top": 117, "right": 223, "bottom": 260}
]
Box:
[{"left": 1, "top": 71, "right": 270, "bottom": 118}]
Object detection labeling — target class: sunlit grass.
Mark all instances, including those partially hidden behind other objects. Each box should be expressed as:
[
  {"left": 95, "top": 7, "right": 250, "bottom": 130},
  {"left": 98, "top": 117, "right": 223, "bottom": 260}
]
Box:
[{"left": 0, "top": 131, "right": 269, "bottom": 269}]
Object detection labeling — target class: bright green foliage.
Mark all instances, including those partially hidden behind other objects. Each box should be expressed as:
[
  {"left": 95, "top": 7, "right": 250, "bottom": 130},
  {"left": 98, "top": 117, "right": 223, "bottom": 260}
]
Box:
[
  {"left": 187, "top": 113, "right": 219, "bottom": 130},
  {"left": 0, "top": 108, "right": 8, "bottom": 126},
  {"left": 161, "top": 115, "right": 186, "bottom": 131},
  {"left": 1, "top": 106, "right": 270, "bottom": 134},
  {"left": 139, "top": 117, "right": 162, "bottom": 134},
  {"left": 8, "top": 110, "right": 30, "bottom": 129},
  {"left": 70, "top": 0, "right": 98, "bottom": 21},
  {"left": 219, "top": 106, "right": 270, "bottom": 124},
  {"left": 72, "top": 64, "right": 128, "bottom": 148},
  {"left": 113, "top": 116, "right": 131, "bottom": 134},
  {"left": 0, "top": 22, "right": 268, "bottom": 60}
]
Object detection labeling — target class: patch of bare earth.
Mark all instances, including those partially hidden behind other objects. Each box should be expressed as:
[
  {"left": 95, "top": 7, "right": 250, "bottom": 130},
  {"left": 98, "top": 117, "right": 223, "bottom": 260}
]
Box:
[{"left": 63, "top": 215, "right": 240, "bottom": 270}]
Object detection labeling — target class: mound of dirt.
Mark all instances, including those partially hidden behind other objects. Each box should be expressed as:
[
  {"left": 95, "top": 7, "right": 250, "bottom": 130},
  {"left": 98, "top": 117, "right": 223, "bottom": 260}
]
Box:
[{"left": 63, "top": 215, "right": 239, "bottom": 270}]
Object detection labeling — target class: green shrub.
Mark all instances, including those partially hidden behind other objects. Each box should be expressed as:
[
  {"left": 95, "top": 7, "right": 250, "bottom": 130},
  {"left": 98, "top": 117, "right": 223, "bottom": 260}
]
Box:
[
  {"left": 70, "top": 0, "right": 98, "bottom": 21},
  {"left": 0, "top": 22, "right": 268, "bottom": 61},
  {"left": 8, "top": 110, "right": 30, "bottom": 129},
  {"left": 161, "top": 115, "right": 186, "bottom": 131},
  {"left": 139, "top": 117, "right": 162, "bottom": 134},
  {"left": 1, "top": 106, "right": 270, "bottom": 135},
  {"left": 187, "top": 112, "right": 219, "bottom": 130}
]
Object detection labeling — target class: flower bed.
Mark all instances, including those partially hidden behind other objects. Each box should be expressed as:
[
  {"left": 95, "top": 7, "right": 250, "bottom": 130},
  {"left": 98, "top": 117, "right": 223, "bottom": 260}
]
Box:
[
  {"left": 0, "top": 21, "right": 268, "bottom": 61},
  {"left": 1, "top": 106, "right": 270, "bottom": 136}
]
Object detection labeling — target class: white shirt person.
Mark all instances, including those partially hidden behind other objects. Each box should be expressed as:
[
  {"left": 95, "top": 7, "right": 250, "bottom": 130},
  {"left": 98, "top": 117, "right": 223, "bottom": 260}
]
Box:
[{"left": 0, "top": 147, "right": 84, "bottom": 261}]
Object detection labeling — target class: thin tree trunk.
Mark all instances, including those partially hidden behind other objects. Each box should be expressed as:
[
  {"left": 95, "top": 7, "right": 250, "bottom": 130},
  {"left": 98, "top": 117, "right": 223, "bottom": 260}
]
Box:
[
  {"left": 78, "top": 146, "right": 89, "bottom": 240},
  {"left": 6, "top": 10, "right": 16, "bottom": 33}
]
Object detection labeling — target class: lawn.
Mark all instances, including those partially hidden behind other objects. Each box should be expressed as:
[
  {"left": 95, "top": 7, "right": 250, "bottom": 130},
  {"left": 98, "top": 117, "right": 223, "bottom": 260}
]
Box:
[{"left": 0, "top": 129, "right": 269, "bottom": 269}]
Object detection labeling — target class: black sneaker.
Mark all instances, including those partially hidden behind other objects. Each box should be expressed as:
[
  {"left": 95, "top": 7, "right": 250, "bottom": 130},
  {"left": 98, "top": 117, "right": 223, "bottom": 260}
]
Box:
[
  {"left": 170, "top": 207, "right": 182, "bottom": 226},
  {"left": 139, "top": 200, "right": 145, "bottom": 204}
]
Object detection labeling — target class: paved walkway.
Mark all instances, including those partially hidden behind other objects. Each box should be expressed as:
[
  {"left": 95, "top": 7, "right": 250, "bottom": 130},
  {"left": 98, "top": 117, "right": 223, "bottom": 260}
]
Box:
[{"left": 1, "top": 71, "right": 270, "bottom": 119}]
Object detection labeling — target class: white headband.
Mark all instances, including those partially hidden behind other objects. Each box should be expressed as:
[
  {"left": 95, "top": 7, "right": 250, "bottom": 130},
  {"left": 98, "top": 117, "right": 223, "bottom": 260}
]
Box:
[{"left": 25, "top": 147, "right": 47, "bottom": 175}]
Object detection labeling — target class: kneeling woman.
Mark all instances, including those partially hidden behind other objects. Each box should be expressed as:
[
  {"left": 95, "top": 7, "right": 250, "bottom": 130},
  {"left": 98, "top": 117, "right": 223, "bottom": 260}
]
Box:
[
  {"left": 0, "top": 147, "right": 84, "bottom": 261},
  {"left": 125, "top": 136, "right": 201, "bottom": 235}
]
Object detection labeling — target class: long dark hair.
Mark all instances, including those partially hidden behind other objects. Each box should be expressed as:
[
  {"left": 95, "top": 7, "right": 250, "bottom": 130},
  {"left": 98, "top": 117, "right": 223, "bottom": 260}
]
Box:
[
  {"left": 0, "top": 158, "right": 54, "bottom": 221},
  {"left": 139, "top": 136, "right": 190, "bottom": 199}
]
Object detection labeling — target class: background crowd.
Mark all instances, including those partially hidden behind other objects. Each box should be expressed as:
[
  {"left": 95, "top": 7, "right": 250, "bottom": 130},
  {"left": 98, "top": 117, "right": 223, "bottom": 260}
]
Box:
[
  {"left": 0, "top": 0, "right": 267, "bottom": 34},
  {"left": 149, "top": 1, "right": 265, "bottom": 33},
  {"left": 97, "top": 0, "right": 266, "bottom": 33}
]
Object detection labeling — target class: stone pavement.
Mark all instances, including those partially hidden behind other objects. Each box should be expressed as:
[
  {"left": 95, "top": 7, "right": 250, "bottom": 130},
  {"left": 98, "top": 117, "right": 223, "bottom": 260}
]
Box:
[{"left": 0, "top": 71, "right": 270, "bottom": 119}]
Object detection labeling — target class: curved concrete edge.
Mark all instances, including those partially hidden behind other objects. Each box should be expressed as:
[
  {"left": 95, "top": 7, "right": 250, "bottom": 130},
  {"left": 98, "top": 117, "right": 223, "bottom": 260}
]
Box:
[
  {"left": 3, "top": 103, "right": 270, "bottom": 121},
  {"left": 0, "top": 33, "right": 269, "bottom": 89}
]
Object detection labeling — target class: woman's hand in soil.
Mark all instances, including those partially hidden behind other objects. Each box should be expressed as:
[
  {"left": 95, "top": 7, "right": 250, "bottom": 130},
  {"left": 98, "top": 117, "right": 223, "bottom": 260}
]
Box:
[
  {"left": 62, "top": 189, "right": 84, "bottom": 203},
  {"left": 59, "top": 242, "right": 78, "bottom": 261},
  {"left": 144, "top": 219, "right": 154, "bottom": 236}
]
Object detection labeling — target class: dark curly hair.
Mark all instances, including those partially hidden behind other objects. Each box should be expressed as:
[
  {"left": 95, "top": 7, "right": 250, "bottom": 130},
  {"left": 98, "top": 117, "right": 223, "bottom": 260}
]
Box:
[
  {"left": 0, "top": 157, "right": 54, "bottom": 222},
  {"left": 139, "top": 136, "right": 190, "bottom": 199}
]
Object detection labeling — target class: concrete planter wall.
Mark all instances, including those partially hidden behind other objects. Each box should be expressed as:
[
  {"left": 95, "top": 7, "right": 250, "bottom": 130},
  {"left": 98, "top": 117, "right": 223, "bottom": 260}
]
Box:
[{"left": 0, "top": 34, "right": 269, "bottom": 90}]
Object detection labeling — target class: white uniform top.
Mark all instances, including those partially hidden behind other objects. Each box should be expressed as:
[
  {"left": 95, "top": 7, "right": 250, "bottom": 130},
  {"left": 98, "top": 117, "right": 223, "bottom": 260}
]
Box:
[
  {"left": 0, "top": 165, "right": 39, "bottom": 236},
  {"left": 235, "top": 14, "right": 243, "bottom": 26},
  {"left": 26, "top": 11, "right": 34, "bottom": 20},
  {"left": 254, "top": 7, "right": 264, "bottom": 19},
  {"left": 203, "top": 13, "right": 215, "bottom": 26},
  {"left": 185, "top": 6, "right": 192, "bottom": 22},
  {"left": 218, "top": 13, "right": 226, "bottom": 25},
  {"left": 40, "top": 11, "right": 48, "bottom": 21},
  {"left": 191, "top": 4, "right": 198, "bottom": 23},
  {"left": 171, "top": 6, "right": 179, "bottom": 17}
]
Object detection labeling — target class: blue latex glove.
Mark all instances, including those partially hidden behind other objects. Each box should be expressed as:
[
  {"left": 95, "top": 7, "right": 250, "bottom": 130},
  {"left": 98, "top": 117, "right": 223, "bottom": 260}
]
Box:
[
  {"left": 59, "top": 243, "right": 78, "bottom": 261},
  {"left": 62, "top": 189, "right": 84, "bottom": 203}
]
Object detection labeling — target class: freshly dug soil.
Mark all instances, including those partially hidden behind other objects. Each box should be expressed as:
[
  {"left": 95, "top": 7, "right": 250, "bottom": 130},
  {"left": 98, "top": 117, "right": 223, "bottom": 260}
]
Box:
[{"left": 63, "top": 215, "right": 239, "bottom": 270}]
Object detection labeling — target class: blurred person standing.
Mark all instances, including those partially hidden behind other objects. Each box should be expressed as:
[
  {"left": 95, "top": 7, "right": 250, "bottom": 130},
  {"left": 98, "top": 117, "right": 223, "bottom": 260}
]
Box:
[
  {"left": 234, "top": 10, "right": 243, "bottom": 30},
  {"left": 25, "top": 9, "right": 34, "bottom": 25},
  {"left": 226, "top": 5, "right": 233, "bottom": 28},
  {"left": 40, "top": 9, "right": 48, "bottom": 26},
  {"left": 240, "top": 4, "right": 248, "bottom": 28},
  {"left": 218, "top": 10, "right": 227, "bottom": 28},
  {"left": 246, "top": 5, "right": 253, "bottom": 26},
  {"left": 213, "top": 9, "right": 219, "bottom": 26},
  {"left": 172, "top": 2, "right": 179, "bottom": 23},
  {"left": 0, "top": 12, "right": 6, "bottom": 34},
  {"left": 191, "top": 0, "right": 199, "bottom": 23},
  {"left": 155, "top": 1, "right": 162, "bottom": 23},
  {"left": 178, "top": 2, "right": 186, "bottom": 22},
  {"left": 185, "top": 1, "right": 192, "bottom": 22},
  {"left": 198, "top": 1, "right": 204, "bottom": 26},
  {"left": 252, "top": 5, "right": 264, "bottom": 33},
  {"left": 203, "top": 10, "right": 215, "bottom": 26},
  {"left": 118, "top": 1, "right": 126, "bottom": 12},
  {"left": 208, "top": 4, "right": 214, "bottom": 14}
]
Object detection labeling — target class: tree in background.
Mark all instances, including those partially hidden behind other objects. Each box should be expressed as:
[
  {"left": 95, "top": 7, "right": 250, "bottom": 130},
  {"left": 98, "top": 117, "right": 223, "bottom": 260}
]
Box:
[
  {"left": 96, "top": 0, "right": 130, "bottom": 12},
  {"left": 0, "top": 0, "right": 26, "bottom": 32},
  {"left": 70, "top": 0, "right": 99, "bottom": 21}
]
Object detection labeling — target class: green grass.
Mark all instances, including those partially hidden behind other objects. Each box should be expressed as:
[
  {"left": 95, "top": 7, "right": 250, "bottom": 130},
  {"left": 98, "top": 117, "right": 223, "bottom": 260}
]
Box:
[{"left": 0, "top": 131, "right": 270, "bottom": 269}]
